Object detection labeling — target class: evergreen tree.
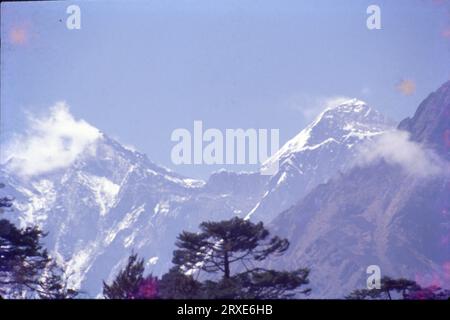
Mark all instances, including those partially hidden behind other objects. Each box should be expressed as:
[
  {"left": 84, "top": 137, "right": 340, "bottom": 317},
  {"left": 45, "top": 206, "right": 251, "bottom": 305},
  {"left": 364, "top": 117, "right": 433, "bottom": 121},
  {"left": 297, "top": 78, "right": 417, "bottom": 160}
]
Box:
[
  {"left": 103, "top": 253, "right": 145, "bottom": 299},
  {"left": 381, "top": 277, "right": 419, "bottom": 299},
  {"left": 404, "top": 285, "right": 450, "bottom": 300},
  {"left": 168, "top": 217, "right": 310, "bottom": 299},
  {"left": 38, "top": 261, "right": 78, "bottom": 299},
  {"left": 0, "top": 184, "right": 51, "bottom": 298},
  {"left": 136, "top": 274, "right": 159, "bottom": 299},
  {"left": 346, "top": 276, "right": 430, "bottom": 300},
  {"left": 159, "top": 267, "right": 202, "bottom": 299},
  {"left": 229, "top": 268, "right": 310, "bottom": 299}
]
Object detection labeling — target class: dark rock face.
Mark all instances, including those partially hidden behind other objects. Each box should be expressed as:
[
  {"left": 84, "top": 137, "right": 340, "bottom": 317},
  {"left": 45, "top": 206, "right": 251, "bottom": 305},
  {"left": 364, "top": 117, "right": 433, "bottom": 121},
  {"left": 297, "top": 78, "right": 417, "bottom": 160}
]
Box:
[{"left": 399, "top": 81, "right": 450, "bottom": 159}]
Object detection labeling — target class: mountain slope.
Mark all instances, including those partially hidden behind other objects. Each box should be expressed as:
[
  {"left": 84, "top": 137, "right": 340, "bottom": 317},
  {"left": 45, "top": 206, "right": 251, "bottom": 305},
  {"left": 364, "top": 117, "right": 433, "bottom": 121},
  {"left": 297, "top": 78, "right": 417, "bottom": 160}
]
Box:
[
  {"left": 248, "top": 99, "right": 394, "bottom": 223},
  {"left": 0, "top": 97, "right": 395, "bottom": 297},
  {"left": 268, "top": 81, "right": 450, "bottom": 298},
  {"left": 1, "top": 133, "right": 266, "bottom": 296}
]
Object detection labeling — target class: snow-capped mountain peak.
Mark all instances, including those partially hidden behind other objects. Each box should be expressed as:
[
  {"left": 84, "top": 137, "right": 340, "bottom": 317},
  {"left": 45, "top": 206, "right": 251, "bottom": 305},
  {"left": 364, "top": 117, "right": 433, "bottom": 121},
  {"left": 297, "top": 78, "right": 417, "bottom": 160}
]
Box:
[
  {"left": 0, "top": 96, "right": 395, "bottom": 296},
  {"left": 268, "top": 81, "right": 450, "bottom": 298},
  {"left": 323, "top": 98, "right": 367, "bottom": 113},
  {"left": 248, "top": 99, "right": 395, "bottom": 223},
  {"left": 263, "top": 99, "right": 392, "bottom": 170},
  {"left": 1, "top": 128, "right": 264, "bottom": 295}
]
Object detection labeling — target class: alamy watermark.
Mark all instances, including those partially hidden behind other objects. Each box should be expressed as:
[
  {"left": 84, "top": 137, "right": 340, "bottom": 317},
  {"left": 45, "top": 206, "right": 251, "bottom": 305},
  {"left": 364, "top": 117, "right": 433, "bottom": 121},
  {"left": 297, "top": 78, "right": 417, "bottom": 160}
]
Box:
[
  {"left": 366, "top": 265, "right": 381, "bottom": 289},
  {"left": 66, "top": 5, "right": 81, "bottom": 30},
  {"left": 170, "top": 121, "right": 280, "bottom": 175},
  {"left": 366, "top": 5, "right": 381, "bottom": 30}
]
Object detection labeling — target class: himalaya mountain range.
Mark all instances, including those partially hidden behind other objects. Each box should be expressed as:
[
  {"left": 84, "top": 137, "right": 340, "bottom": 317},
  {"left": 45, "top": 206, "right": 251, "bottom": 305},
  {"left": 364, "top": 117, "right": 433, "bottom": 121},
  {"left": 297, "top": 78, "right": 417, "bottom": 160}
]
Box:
[{"left": 1, "top": 81, "right": 449, "bottom": 298}]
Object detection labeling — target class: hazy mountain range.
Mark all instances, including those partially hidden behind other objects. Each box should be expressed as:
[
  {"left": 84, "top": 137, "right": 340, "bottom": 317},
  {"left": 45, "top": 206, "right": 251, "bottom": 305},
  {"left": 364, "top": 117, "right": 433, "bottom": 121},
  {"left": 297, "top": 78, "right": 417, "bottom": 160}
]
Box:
[{"left": 1, "top": 81, "right": 449, "bottom": 298}]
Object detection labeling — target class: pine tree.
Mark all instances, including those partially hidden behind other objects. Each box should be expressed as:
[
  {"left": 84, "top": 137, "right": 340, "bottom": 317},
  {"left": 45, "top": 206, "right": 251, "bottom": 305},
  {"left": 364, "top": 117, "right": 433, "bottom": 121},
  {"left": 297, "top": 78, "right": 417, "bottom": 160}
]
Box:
[
  {"left": 1, "top": 183, "right": 76, "bottom": 299},
  {"left": 0, "top": 184, "right": 51, "bottom": 298},
  {"left": 168, "top": 217, "right": 310, "bottom": 299},
  {"left": 228, "top": 268, "right": 311, "bottom": 299},
  {"left": 404, "top": 285, "right": 450, "bottom": 300},
  {"left": 381, "top": 277, "right": 419, "bottom": 299},
  {"left": 346, "top": 276, "right": 424, "bottom": 300},
  {"left": 136, "top": 274, "right": 158, "bottom": 299},
  {"left": 159, "top": 267, "right": 202, "bottom": 299},
  {"left": 38, "top": 261, "right": 78, "bottom": 299},
  {"left": 103, "top": 253, "right": 145, "bottom": 299}
]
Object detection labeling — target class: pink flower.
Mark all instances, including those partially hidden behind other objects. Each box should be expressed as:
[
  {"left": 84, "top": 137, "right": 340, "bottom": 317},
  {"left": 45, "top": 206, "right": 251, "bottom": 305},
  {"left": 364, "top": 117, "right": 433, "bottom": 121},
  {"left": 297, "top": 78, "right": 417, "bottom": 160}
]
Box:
[{"left": 137, "top": 276, "right": 158, "bottom": 299}]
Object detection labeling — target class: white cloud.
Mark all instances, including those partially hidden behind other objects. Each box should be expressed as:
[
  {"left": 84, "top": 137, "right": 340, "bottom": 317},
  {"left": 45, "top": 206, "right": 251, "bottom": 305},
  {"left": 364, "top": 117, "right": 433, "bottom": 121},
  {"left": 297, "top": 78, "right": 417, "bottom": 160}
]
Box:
[
  {"left": 358, "top": 130, "right": 445, "bottom": 177},
  {"left": 289, "top": 94, "right": 353, "bottom": 121},
  {"left": 2, "top": 102, "right": 101, "bottom": 177}
]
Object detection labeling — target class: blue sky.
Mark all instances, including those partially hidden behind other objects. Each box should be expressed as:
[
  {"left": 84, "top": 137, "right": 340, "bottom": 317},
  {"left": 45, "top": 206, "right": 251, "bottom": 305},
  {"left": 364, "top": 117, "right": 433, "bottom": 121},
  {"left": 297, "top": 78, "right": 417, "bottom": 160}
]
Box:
[{"left": 1, "top": 0, "right": 449, "bottom": 178}]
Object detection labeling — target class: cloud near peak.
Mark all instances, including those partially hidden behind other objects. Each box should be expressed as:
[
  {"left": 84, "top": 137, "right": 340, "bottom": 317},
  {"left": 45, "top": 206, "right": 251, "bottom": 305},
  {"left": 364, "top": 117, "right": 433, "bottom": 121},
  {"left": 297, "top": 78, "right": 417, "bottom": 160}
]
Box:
[
  {"left": 357, "top": 130, "right": 446, "bottom": 177},
  {"left": 2, "top": 102, "right": 101, "bottom": 177}
]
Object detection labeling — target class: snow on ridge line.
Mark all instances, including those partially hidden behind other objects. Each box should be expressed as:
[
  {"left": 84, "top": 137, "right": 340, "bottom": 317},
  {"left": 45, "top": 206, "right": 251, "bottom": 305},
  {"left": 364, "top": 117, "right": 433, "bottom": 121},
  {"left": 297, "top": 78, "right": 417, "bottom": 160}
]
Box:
[
  {"left": 261, "top": 99, "right": 389, "bottom": 171},
  {"left": 266, "top": 100, "right": 352, "bottom": 163},
  {"left": 163, "top": 174, "right": 205, "bottom": 188},
  {"left": 182, "top": 178, "right": 206, "bottom": 188},
  {"left": 76, "top": 173, "right": 120, "bottom": 216},
  {"left": 262, "top": 121, "right": 313, "bottom": 169},
  {"left": 244, "top": 190, "right": 269, "bottom": 220}
]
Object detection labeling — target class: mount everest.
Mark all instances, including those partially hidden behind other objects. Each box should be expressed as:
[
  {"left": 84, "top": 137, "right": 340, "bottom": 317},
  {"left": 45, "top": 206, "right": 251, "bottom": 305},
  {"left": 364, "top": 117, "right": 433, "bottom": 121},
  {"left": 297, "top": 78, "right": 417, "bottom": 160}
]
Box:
[{"left": 2, "top": 82, "right": 448, "bottom": 298}]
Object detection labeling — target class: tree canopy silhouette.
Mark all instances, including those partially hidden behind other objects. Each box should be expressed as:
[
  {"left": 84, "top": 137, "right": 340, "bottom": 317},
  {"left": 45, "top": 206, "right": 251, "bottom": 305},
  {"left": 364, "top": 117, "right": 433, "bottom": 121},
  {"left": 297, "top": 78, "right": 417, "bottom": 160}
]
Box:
[
  {"left": 162, "top": 217, "right": 310, "bottom": 299},
  {"left": 103, "top": 253, "right": 145, "bottom": 299},
  {"left": 0, "top": 183, "right": 76, "bottom": 299},
  {"left": 103, "top": 253, "right": 158, "bottom": 299},
  {"left": 346, "top": 276, "right": 450, "bottom": 300}
]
